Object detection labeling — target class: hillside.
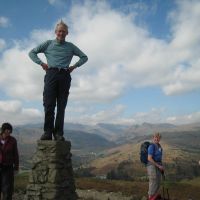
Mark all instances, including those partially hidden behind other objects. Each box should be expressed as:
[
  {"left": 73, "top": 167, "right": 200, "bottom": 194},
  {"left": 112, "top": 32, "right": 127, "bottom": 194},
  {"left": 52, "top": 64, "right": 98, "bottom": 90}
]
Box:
[
  {"left": 90, "top": 130, "right": 200, "bottom": 180},
  {"left": 13, "top": 125, "right": 116, "bottom": 169},
  {"left": 14, "top": 125, "right": 116, "bottom": 152},
  {"left": 12, "top": 122, "right": 200, "bottom": 175}
]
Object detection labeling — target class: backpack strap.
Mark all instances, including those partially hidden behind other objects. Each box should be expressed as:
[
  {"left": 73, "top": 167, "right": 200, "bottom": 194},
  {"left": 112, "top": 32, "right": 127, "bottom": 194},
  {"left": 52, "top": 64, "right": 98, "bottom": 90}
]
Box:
[
  {"left": 151, "top": 143, "right": 156, "bottom": 160},
  {"left": 152, "top": 143, "right": 162, "bottom": 159}
]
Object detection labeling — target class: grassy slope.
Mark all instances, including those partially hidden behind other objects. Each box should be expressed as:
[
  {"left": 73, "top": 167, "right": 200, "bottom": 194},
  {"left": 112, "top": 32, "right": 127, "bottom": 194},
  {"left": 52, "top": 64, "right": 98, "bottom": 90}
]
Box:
[
  {"left": 15, "top": 173, "right": 200, "bottom": 200},
  {"left": 76, "top": 178, "right": 200, "bottom": 200},
  {"left": 90, "top": 141, "right": 187, "bottom": 175},
  {"left": 90, "top": 133, "right": 200, "bottom": 175}
]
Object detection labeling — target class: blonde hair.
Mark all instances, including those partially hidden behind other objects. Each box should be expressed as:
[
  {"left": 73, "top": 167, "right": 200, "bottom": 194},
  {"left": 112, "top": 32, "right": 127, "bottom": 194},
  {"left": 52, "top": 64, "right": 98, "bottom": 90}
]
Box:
[
  {"left": 55, "top": 20, "right": 68, "bottom": 33},
  {"left": 153, "top": 132, "right": 161, "bottom": 138}
]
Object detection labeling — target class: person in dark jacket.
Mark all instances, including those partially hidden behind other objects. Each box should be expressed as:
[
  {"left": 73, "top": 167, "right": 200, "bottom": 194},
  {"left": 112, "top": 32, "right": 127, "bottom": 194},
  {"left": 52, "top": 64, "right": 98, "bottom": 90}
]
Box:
[{"left": 0, "top": 122, "right": 19, "bottom": 200}]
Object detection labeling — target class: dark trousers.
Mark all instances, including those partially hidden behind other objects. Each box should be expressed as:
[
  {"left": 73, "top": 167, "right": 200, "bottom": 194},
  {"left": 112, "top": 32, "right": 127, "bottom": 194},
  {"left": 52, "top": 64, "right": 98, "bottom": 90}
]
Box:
[
  {"left": 43, "top": 69, "right": 71, "bottom": 136},
  {"left": 0, "top": 166, "right": 14, "bottom": 200}
]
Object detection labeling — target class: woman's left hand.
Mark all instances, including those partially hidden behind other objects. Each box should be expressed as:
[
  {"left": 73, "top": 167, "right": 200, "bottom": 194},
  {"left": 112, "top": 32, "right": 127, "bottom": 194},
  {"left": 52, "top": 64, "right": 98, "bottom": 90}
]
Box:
[{"left": 68, "top": 66, "right": 77, "bottom": 73}]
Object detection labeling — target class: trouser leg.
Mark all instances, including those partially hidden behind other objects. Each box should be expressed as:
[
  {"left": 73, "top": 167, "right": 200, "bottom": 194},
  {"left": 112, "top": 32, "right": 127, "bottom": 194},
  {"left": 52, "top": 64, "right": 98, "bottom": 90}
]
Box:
[
  {"left": 43, "top": 70, "right": 58, "bottom": 136},
  {"left": 1, "top": 167, "right": 14, "bottom": 200},
  {"left": 54, "top": 71, "right": 71, "bottom": 136},
  {"left": 155, "top": 169, "right": 161, "bottom": 194},
  {"left": 147, "top": 165, "right": 161, "bottom": 196}
]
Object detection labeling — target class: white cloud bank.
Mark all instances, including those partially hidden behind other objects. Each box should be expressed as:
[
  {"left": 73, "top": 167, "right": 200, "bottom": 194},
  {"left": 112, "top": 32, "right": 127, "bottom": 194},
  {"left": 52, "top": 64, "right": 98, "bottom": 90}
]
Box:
[
  {"left": 65, "top": 105, "right": 200, "bottom": 125},
  {"left": 0, "top": 0, "right": 200, "bottom": 125},
  {"left": 0, "top": 100, "right": 42, "bottom": 125},
  {"left": 0, "top": 100, "right": 199, "bottom": 125},
  {"left": 1, "top": 0, "right": 200, "bottom": 102}
]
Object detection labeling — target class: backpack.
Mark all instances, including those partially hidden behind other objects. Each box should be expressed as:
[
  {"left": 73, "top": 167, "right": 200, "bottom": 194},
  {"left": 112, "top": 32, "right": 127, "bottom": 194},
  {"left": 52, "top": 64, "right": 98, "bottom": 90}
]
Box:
[{"left": 140, "top": 141, "right": 155, "bottom": 165}]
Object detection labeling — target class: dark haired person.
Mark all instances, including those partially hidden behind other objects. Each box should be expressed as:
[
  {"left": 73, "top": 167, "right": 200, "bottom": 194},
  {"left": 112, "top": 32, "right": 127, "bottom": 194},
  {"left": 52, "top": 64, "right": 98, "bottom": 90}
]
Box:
[
  {"left": 29, "top": 20, "right": 88, "bottom": 141},
  {"left": 147, "top": 133, "right": 164, "bottom": 200},
  {"left": 0, "top": 122, "right": 19, "bottom": 200}
]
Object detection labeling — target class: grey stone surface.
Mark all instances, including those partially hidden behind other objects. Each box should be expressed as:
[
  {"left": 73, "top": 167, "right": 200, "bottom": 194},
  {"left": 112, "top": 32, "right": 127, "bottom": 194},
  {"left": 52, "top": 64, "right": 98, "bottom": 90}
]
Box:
[{"left": 24, "top": 140, "right": 77, "bottom": 200}]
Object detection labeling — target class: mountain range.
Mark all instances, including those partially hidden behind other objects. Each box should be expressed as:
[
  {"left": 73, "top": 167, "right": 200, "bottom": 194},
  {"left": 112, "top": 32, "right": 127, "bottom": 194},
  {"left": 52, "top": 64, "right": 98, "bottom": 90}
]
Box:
[
  {"left": 13, "top": 121, "right": 200, "bottom": 150},
  {"left": 13, "top": 122, "right": 200, "bottom": 171}
]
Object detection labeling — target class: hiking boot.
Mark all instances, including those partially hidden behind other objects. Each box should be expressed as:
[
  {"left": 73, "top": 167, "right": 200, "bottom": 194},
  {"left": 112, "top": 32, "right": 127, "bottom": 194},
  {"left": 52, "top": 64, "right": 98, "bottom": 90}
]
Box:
[
  {"left": 40, "top": 133, "right": 52, "bottom": 140},
  {"left": 54, "top": 134, "right": 65, "bottom": 141},
  {"left": 156, "top": 194, "right": 161, "bottom": 200},
  {"left": 149, "top": 194, "right": 161, "bottom": 200}
]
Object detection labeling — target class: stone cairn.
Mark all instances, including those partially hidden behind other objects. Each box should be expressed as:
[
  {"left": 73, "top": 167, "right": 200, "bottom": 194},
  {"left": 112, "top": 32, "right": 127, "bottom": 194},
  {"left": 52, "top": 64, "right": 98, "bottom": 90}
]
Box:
[{"left": 24, "top": 140, "right": 77, "bottom": 200}]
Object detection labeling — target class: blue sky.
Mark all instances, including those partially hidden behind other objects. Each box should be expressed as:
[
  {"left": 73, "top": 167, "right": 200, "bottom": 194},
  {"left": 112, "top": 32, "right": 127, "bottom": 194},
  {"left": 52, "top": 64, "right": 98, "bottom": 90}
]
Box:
[{"left": 0, "top": 0, "right": 200, "bottom": 125}]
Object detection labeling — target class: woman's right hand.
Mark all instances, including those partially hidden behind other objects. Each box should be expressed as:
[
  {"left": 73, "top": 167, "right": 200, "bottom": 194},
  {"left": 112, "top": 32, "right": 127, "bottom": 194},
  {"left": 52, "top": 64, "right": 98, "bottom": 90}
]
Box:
[
  {"left": 41, "top": 63, "right": 48, "bottom": 71},
  {"left": 157, "top": 165, "right": 164, "bottom": 172}
]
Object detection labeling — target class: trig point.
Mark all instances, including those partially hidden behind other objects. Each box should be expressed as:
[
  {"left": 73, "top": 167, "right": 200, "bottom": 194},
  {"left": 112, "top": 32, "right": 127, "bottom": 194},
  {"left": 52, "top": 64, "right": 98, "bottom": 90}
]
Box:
[{"left": 25, "top": 140, "right": 77, "bottom": 200}]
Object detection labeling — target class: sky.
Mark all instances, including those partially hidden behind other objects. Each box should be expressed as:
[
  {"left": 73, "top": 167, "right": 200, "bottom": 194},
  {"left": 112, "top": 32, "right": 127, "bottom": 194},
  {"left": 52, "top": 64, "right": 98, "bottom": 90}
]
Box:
[{"left": 0, "top": 0, "right": 200, "bottom": 126}]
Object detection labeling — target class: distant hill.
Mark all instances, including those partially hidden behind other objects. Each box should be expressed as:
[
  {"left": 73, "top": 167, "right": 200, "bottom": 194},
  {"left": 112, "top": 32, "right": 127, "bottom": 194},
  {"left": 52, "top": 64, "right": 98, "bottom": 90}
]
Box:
[
  {"left": 13, "top": 121, "right": 200, "bottom": 153},
  {"left": 90, "top": 129, "right": 200, "bottom": 177},
  {"left": 13, "top": 124, "right": 117, "bottom": 169},
  {"left": 14, "top": 121, "right": 200, "bottom": 143},
  {"left": 13, "top": 125, "right": 115, "bottom": 153},
  {"left": 12, "top": 122, "right": 200, "bottom": 175},
  {"left": 15, "top": 122, "right": 130, "bottom": 141},
  {"left": 65, "top": 130, "right": 116, "bottom": 152},
  {"left": 63, "top": 122, "right": 130, "bottom": 141},
  {"left": 116, "top": 122, "right": 200, "bottom": 143}
]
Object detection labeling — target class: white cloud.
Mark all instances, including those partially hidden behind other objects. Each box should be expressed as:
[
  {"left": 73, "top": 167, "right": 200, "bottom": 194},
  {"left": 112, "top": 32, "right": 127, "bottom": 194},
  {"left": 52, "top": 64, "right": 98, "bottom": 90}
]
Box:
[
  {"left": 30, "top": 29, "right": 54, "bottom": 44},
  {"left": 66, "top": 0, "right": 200, "bottom": 98},
  {"left": 66, "top": 104, "right": 127, "bottom": 125},
  {"left": 0, "top": 100, "right": 21, "bottom": 113},
  {"left": 1, "top": 1, "right": 200, "bottom": 102},
  {"left": 65, "top": 104, "right": 200, "bottom": 125},
  {"left": 0, "top": 98, "right": 198, "bottom": 125},
  {"left": 162, "top": 0, "right": 200, "bottom": 95},
  {"left": 163, "top": 60, "right": 200, "bottom": 95},
  {"left": 166, "top": 111, "right": 200, "bottom": 125},
  {"left": 0, "top": 16, "right": 9, "bottom": 27},
  {"left": 130, "top": 108, "right": 200, "bottom": 125},
  {"left": 48, "top": 0, "right": 56, "bottom": 5},
  {"left": 0, "top": 39, "right": 6, "bottom": 51},
  {"left": 47, "top": 0, "right": 63, "bottom": 6},
  {"left": 0, "top": 100, "right": 42, "bottom": 125},
  {"left": 0, "top": 46, "right": 44, "bottom": 100}
]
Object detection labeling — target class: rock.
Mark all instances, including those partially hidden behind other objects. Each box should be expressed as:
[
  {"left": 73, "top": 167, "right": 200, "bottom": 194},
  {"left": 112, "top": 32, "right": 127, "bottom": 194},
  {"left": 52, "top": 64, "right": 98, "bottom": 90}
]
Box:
[{"left": 24, "top": 140, "right": 77, "bottom": 200}]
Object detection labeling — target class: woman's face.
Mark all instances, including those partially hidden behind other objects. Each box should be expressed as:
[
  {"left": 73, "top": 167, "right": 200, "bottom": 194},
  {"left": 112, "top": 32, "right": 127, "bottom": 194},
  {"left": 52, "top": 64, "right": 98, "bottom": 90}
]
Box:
[
  {"left": 153, "top": 136, "right": 161, "bottom": 144},
  {"left": 2, "top": 130, "right": 10, "bottom": 139},
  {"left": 55, "top": 25, "right": 68, "bottom": 41}
]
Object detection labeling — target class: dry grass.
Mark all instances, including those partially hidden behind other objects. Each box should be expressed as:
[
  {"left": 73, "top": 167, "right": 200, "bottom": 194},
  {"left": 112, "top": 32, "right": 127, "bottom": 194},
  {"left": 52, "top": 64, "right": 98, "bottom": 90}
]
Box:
[
  {"left": 180, "top": 177, "right": 200, "bottom": 187},
  {"left": 15, "top": 173, "right": 200, "bottom": 200},
  {"left": 14, "top": 172, "right": 29, "bottom": 191},
  {"left": 167, "top": 182, "right": 200, "bottom": 200},
  {"left": 76, "top": 177, "right": 200, "bottom": 200},
  {"left": 76, "top": 177, "right": 147, "bottom": 198}
]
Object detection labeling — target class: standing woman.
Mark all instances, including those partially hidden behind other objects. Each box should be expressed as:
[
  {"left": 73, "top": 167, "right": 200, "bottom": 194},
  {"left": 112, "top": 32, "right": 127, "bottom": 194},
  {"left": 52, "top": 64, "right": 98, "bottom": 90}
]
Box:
[
  {"left": 147, "top": 133, "right": 164, "bottom": 200},
  {"left": 0, "top": 123, "right": 19, "bottom": 200},
  {"left": 29, "top": 20, "right": 88, "bottom": 141}
]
